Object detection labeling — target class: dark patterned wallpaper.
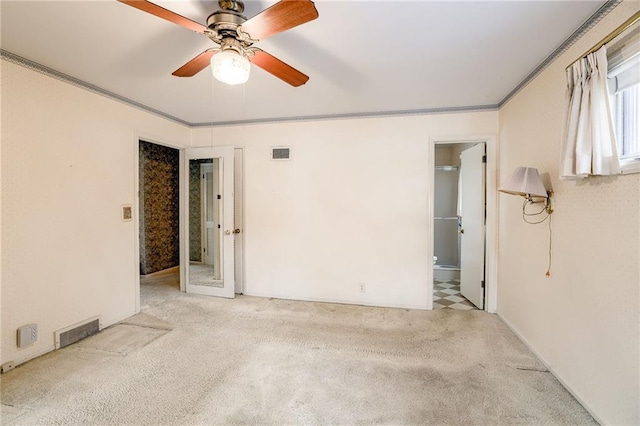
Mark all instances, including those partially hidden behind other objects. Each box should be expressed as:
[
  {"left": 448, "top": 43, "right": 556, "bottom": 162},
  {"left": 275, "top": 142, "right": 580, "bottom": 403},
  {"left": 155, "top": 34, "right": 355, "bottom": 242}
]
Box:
[{"left": 139, "top": 141, "right": 180, "bottom": 275}]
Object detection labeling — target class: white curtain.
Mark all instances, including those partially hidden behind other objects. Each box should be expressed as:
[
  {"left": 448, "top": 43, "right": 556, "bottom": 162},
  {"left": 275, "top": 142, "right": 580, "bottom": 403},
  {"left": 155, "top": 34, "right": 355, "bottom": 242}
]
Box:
[{"left": 561, "top": 46, "right": 621, "bottom": 179}]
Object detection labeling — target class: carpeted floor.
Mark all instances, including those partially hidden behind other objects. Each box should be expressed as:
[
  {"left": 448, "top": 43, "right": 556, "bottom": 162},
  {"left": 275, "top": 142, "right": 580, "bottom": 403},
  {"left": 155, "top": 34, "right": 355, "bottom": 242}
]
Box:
[{"left": 1, "top": 272, "right": 596, "bottom": 425}]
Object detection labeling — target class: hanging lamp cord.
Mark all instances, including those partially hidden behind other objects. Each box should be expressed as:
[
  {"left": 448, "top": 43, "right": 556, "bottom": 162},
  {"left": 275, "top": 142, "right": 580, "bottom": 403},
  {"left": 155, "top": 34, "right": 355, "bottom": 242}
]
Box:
[{"left": 522, "top": 199, "right": 553, "bottom": 276}]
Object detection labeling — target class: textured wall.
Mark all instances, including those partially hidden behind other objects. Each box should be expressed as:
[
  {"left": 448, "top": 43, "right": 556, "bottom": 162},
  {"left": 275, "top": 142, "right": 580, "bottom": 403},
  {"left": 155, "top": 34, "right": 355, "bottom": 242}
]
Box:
[
  {"left": 190, "top": 111, "right": 498, "bottom": 309},
  {"left": 1, "top": 59, "right": 191, "bottom": 366},
  {"left": 139, "top": 141, "right": 180, "bottom": 275},
  {"left": 497, "top": 3, "right": 639, "bottom": 424}
]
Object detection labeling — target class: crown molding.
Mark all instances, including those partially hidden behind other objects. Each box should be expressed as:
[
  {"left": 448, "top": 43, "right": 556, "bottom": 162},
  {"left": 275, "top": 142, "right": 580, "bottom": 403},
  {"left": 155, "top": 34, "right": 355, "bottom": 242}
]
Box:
[
  {"left": 1, "top": 1, "right": 621, "bottom": 127},
  {"left": 189, "top": 104, "right": 499, "bottom": 128},
  {"left": 1, "top": 50, "right": 191, "bottom": 127},
  {"left": 498, "top": 0, "right": 621, "bottom": 107}
]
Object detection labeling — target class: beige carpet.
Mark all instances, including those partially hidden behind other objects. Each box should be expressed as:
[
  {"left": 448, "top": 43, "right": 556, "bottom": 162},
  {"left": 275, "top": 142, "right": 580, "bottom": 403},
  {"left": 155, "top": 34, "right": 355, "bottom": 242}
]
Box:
[{"left": 1, "top": 272, "right": 596, "bottom": 425}]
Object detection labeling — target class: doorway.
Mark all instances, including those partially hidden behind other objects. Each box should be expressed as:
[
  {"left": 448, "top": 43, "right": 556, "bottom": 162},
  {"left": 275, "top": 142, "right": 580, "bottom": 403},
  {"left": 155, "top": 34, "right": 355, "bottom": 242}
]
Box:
[
  {"left": 431, "top": 141, "right": 488, "bottom": 311},
  {"left": 138, "top": 140, "right": 180, "bottom": 279},
  {"left": 135, "top": 143, "right": 245, "bottom": 312}
]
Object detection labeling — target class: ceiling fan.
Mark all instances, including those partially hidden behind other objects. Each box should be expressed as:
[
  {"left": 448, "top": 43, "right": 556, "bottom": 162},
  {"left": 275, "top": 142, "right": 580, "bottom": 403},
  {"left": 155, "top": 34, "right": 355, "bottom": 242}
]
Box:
[{"left": 118, "top": 0, "right": 318, "bottom": 86}]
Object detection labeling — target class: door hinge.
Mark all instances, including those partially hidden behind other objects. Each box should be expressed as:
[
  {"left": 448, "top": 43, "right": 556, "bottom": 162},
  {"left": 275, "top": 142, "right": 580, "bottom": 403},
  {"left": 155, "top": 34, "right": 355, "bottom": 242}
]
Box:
[
  {"left": 217, "top": 194, "right": 221, "bottom": 199},
  {"left": 217, "top": 224, "right": 221, "bottom": 229},
  {"left": 481, "top": 280, "right": 485, "bottom": 288},
  {"left": 482, "top": 155, "right": 487, "bottom": 163}
]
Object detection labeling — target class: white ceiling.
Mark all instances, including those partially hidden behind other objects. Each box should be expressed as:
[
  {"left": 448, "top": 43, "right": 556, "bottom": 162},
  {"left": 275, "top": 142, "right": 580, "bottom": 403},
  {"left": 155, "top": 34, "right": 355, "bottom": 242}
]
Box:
[{"left": 1, "top": 0, "right": 607, "bottom": 125}]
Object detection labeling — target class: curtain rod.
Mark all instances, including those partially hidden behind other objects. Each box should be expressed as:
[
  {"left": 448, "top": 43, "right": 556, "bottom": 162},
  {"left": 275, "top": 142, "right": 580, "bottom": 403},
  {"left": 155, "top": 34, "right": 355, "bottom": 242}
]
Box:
[{"left": 566, "top": 10, "right": 640, "bottom": 70}]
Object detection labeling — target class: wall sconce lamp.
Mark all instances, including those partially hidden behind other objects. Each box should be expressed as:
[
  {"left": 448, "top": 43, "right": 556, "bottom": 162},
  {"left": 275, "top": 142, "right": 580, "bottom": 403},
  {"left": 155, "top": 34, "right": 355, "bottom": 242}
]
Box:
[
  {"left": 499, "top": 167, "right": 554, "bottom": 276},
  {"left": 499, "top": 167, "right": 554, "bottom": 221}
]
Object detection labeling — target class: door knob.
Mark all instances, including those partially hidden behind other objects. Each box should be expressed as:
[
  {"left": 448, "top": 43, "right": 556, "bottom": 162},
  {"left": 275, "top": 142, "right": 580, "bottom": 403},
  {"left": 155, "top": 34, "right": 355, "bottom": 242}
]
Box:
[
  {"left": 232, "top": 228, "right": 241, "bottom": 234},
  {"left": 225, "top": 229, "right": 241, "bottom": 235},
  {"left": 460, "top": 229, "right": 465, "bottom": 234}
]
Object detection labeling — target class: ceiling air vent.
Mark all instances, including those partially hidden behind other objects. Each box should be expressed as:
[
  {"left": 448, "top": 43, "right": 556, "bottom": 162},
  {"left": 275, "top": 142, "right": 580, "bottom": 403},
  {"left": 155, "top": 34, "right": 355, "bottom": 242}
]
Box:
[{"left": 272, "top": 147, "right": 291, "bottom": 161}]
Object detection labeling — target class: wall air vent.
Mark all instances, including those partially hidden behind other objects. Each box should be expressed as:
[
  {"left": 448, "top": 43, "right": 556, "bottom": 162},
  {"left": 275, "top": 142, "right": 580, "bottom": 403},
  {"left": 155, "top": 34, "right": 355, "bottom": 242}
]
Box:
[
  {"left": 271, "top": 147, "right": 291, "bottom": 161},
  {"left": 55, "top": 316, "right": 101, "bottom": 349}
]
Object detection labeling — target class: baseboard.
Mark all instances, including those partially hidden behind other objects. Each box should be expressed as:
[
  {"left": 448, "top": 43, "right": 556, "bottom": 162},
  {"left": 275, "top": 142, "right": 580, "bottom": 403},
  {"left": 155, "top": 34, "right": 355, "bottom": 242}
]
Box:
[
  {"left": 496, "top": 313, "right": 605, "bottom": 426},
  {"left": 141, "top": 265, "right": 179, "bottom": 278},
  {"left": 11, "top": 345, "right": 56, "bottom": 370},
  {"left": 241, "top": 290, "right": 429, "bottom": 311}
]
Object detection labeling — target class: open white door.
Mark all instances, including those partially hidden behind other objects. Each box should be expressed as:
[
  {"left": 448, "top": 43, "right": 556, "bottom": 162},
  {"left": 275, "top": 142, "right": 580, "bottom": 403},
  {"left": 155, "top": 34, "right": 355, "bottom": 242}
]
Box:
[
  {"left": 459, "top": 143, "right": 485, "bottom": 309},
  {"left": 185, "top": 146, "right": 235, "bottom": 298},
  {"left": 233, "top": 148, "right": 244, "bottom": 294}
]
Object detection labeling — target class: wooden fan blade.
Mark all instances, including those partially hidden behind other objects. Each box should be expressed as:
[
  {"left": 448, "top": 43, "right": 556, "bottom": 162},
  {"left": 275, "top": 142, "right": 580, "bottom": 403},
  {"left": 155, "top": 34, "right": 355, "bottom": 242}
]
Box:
[
  {"left": 172, "top": 50, "right": 216, "bottom": 77},
  {"left": 250, "top": 50, "right": 309, "bottom": 87},
  {"left": 241, "top": 0, "right": 318, "bottom": 41},
  {"left": 118, "top": 0, "right": 207, "bottom": 33}
]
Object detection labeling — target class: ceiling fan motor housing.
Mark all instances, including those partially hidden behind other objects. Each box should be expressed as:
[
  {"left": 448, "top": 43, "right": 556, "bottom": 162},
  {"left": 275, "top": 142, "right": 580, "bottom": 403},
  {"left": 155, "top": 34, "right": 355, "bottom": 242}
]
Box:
[{"left": 207, "top": 10, "right": 247, "bottom": 29}]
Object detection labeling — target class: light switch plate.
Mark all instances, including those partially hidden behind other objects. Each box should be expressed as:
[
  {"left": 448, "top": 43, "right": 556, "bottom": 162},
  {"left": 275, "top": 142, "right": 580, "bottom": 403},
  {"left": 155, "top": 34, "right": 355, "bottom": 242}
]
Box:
[{"left": 122, "top": 205, "right": 132, "bottom": 221}]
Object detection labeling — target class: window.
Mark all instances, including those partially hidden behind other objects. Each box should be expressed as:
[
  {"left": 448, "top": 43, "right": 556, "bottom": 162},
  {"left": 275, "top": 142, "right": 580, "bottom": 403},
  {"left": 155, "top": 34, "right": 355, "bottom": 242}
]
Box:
[
  {"left": 612, "top": 84, "right": 639, "bottom": 158},
  {"left": 607, "top": 21, "right": 640, "bottom": 174}
]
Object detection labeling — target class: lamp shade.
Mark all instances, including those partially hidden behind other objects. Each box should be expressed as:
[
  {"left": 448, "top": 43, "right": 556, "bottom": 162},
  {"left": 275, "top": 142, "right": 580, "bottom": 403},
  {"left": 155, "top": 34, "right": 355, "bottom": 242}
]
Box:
[
  {"left": 499, "top": 167, "right": 548, "bottom": 198},
  {"left": 211, "top": 50, "right": 250, "bottom": 85}
]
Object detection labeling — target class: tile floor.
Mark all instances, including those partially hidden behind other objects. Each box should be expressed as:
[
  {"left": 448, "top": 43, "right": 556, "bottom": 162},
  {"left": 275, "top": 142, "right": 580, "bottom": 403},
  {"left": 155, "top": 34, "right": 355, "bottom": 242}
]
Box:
[{"left": 433, "top": 279, "right": 477, "bottom": 310}]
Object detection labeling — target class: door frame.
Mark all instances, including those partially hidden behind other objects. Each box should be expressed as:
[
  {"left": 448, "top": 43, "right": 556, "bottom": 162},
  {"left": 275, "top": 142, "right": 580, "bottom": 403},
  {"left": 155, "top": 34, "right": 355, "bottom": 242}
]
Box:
[
  {"left": 428, "top": 134, "right": 498, "bottom": 313},
  {"left": 133, "top": 135, "right": 185, "bottom": 314},
  {"left": 234, "top": 148, "right": 245, "bottom": 294},
  {"left": 134, "top": 138, "right": 246, "bottom": 310}
]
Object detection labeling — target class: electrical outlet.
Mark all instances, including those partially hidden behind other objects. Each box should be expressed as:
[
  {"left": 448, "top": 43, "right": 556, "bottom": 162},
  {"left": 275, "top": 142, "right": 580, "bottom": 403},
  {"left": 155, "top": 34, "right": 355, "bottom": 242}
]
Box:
[{"left": 359, "top": 283, "right": 366, "bottom": 293}]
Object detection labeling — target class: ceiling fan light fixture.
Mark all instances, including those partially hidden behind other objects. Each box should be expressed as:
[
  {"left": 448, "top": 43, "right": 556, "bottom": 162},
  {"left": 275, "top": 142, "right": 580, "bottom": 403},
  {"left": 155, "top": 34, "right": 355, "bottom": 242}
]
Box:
[{"left": 211, "top": 50, "right": 251, "bottom": 85}]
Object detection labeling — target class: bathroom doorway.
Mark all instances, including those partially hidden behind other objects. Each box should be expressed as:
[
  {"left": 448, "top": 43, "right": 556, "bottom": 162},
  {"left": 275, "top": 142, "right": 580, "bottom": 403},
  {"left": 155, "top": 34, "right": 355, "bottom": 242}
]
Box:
[{"left": 432, "top": 142, "right": 486, "bottom": 310}]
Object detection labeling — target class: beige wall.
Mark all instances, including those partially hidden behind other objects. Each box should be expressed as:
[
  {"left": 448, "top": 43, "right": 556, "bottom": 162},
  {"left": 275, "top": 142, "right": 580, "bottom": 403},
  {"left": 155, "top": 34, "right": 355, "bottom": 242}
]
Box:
[
  {"left": 191, "top": 112, "right": 497, "bottom": 309},
  {"left": 497, "top": 3, "right": 639, "bottom": 424},
  {"left": 1, "top": 57, "right": 497, "bottom": 365},
  {"left": 0, "top": 61, "right": 191, "bottom": 366},
  {"left": 3, "top": 3, "right": 638, "bottom": 420}
]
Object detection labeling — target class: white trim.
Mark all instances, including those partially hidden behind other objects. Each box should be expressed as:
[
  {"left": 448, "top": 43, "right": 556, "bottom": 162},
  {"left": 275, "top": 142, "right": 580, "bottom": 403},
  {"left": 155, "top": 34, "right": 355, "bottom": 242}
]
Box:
[
  {"left": 428, "top": 134, "right": 499, "bottom": 313},
  {"left": 133, "top": 135, "right": 141, "bottom": 313},
  {"left": 12, "top": 345, "right": 56, "bottom": 368},
  {"left": 242, "top": 291, "right": 429, "bottom": 311},
  {"left": 140, "top": 265, "right": 180, "bottom": 278},
  {"left": 234, "top": 148, "right": 245, "bottom": 294},
  {"left": 179, "top": 149, "right": 186, "bottom": 292},
  {"left": 134, "top": 134, "right": 186, "bottom": 304},
  {"left": 497, "top": 313, "right": 605, "bottom": 426},
  {"left": 620, "top": 157, "right": 640, "bottom": 174},
  {"left": 2, "top": 0, "right": 619, "bottom": 128}
]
